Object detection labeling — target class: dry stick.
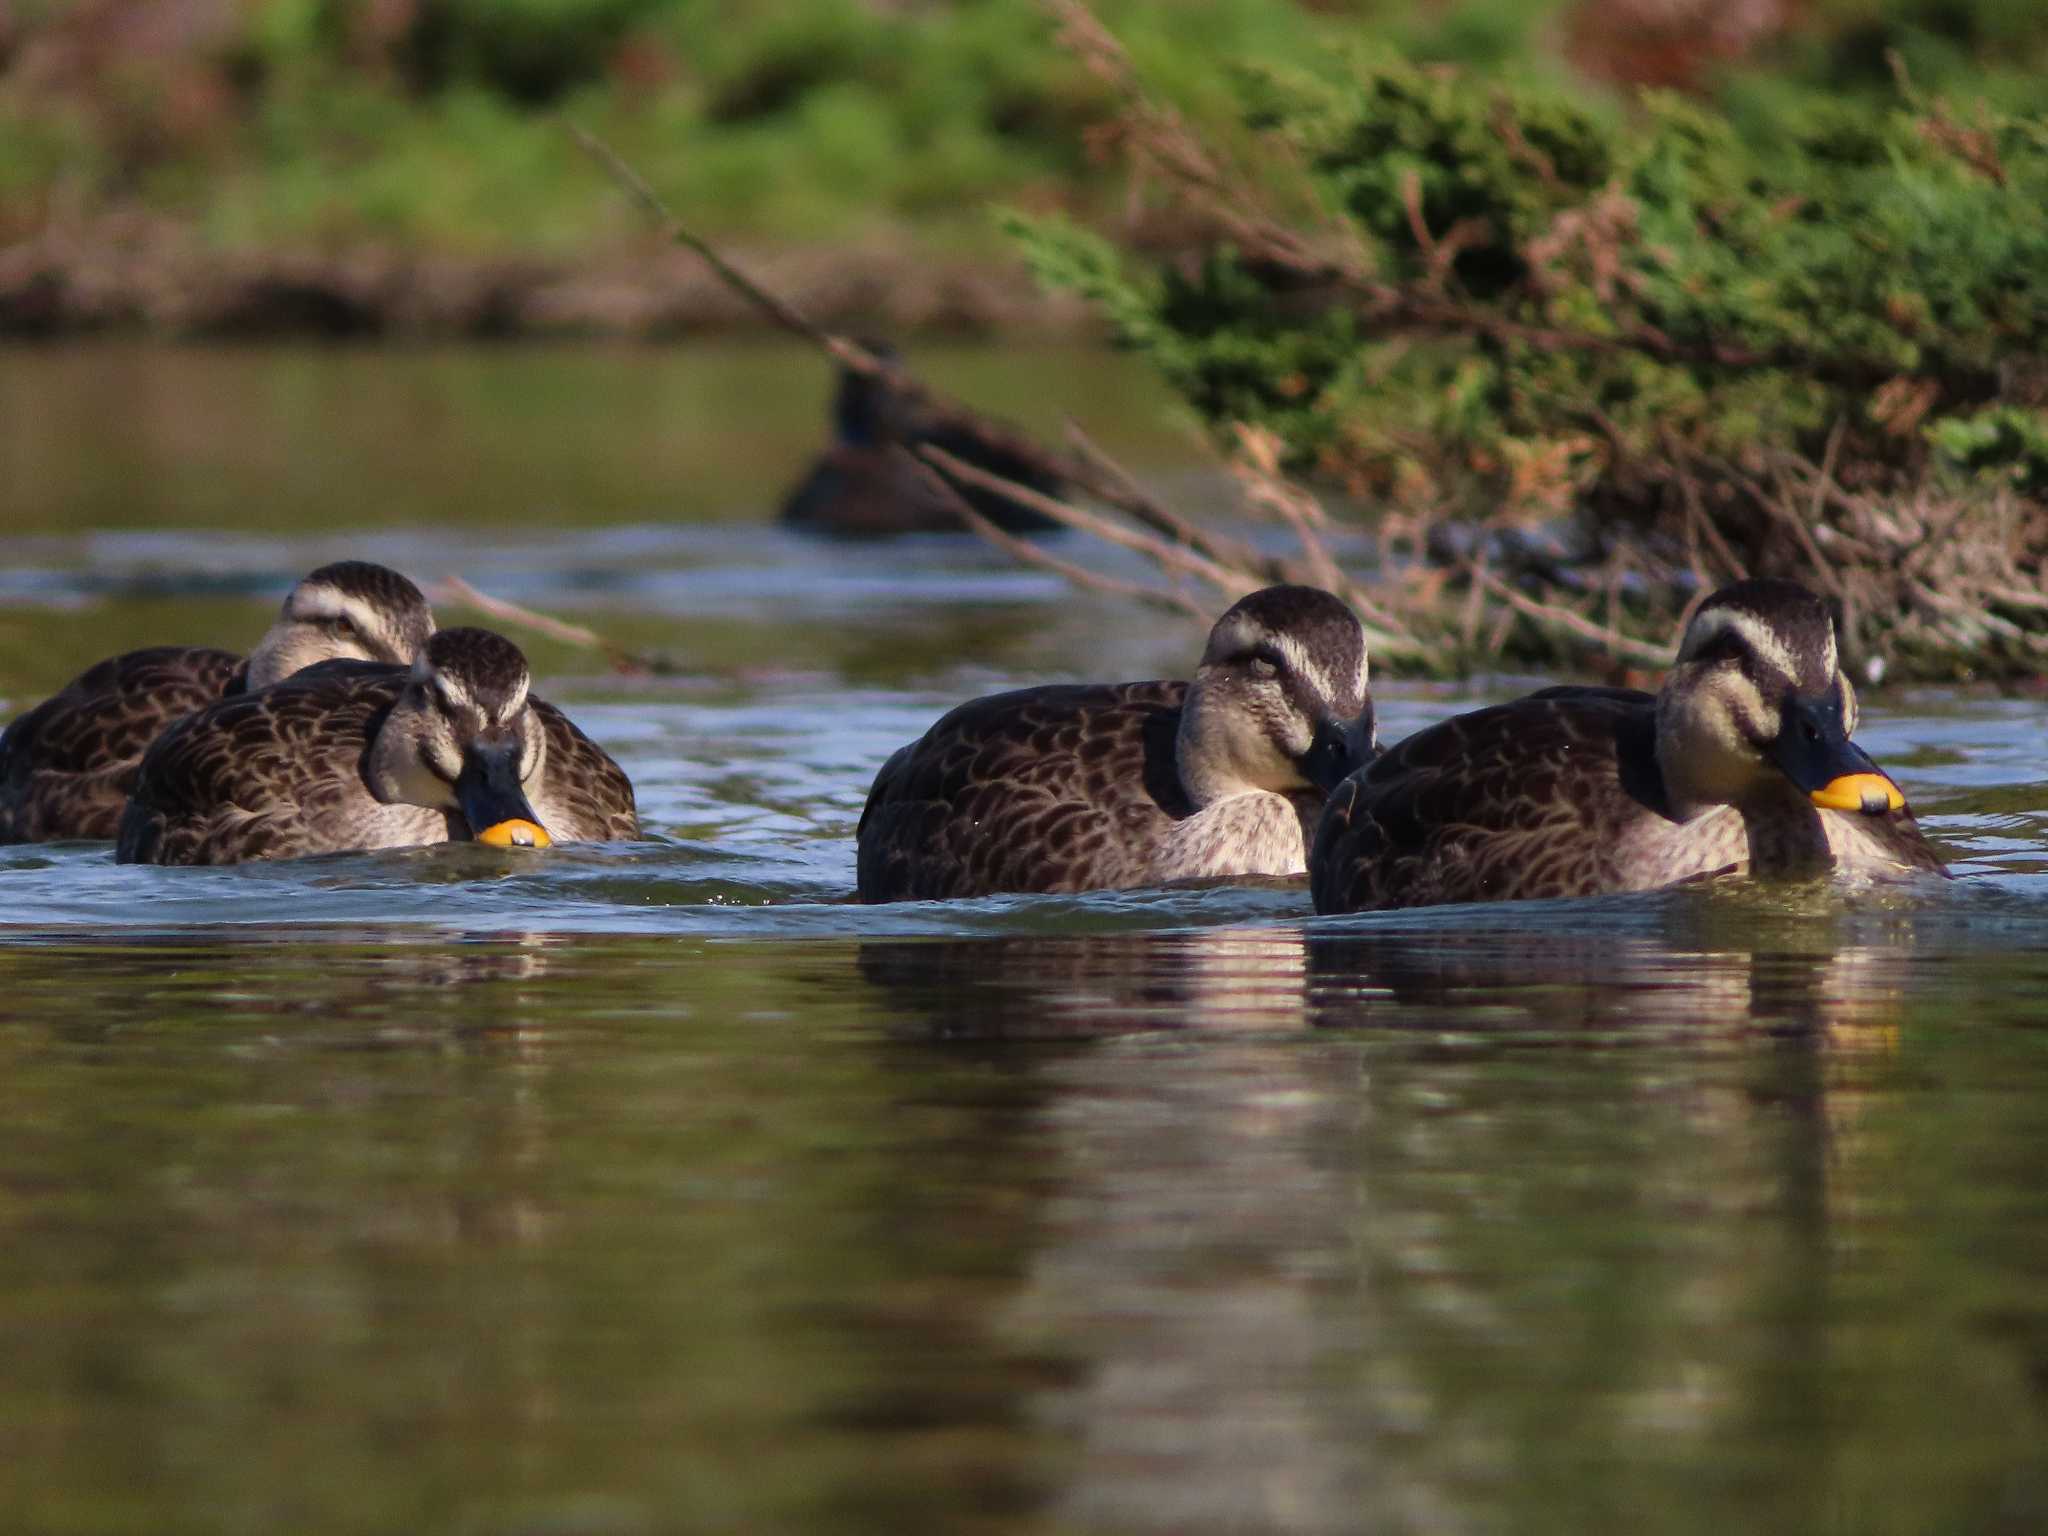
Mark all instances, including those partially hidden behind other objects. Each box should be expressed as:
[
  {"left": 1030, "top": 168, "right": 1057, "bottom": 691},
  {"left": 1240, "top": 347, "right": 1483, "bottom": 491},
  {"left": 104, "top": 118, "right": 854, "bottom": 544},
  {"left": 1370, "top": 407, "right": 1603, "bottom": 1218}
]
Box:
[
  {"left": 904, "top": 454, "right": 1208, "bottom": 620},
  {"left": 570, "top": 117, "right": 1394, "bottom": 645},
  {"left": 1469, "top": 566, "right": 1673, "bottom": 667},
  {"left": 436, "top": 576, "right": 663, "bottom": 674},
  {"left": 572, "top": 120, "right": 1266, "bottom": 588},
  {"left": 1725, "top": 458, "right": 1846, "bottom": 603},
  {"left": 920, "top": 445, "right": 1247, "bottom": 594},
  {"left": 1666, "top": 436, "right": 1749, "bottom": 583},
  {"left": 1062, "top": 421, "right": 1281, "bottom": 581},
  {"left": 920, "top": 445, "right": 1430, "bottom": 661},
  {"left": 1227, "top": 423, "right": 1349, "bottom": 597},
  {"left": 568, "top": 123, "right": 869, "bottom": 372}
]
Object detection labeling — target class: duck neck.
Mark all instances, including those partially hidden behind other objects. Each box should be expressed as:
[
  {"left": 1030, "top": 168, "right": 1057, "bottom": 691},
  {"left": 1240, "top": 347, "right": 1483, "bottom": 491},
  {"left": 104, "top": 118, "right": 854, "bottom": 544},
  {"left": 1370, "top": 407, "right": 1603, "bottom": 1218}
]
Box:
[
  {"left": 244, "top": 623, "right": 324, "bottom": 691},
  {"left": 1175, "top": 683, "right": 1251, "bottom": 810},
  {"left": 1734, "top": 780, "right": 1835, "bottom": 879}
]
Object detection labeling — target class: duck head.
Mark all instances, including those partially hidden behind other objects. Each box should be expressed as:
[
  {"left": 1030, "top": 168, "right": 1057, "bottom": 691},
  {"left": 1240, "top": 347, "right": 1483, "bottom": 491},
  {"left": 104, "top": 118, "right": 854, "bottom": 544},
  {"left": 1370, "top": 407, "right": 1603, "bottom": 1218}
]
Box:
[
  {"left": 832, "top": 339, "right": 924, "bottom": 448},
  {"left": 1656, "top": 579, "right": 1906, "bottom": 821},
  {"left": 366, "top": 627, "right": 553, "bottom": 849},
  {"left": 246, "top": 560, "right": 437, "bottom": 689},
  {"left": 1177, "top": 584, "right": 1377, "bottom": 807}
]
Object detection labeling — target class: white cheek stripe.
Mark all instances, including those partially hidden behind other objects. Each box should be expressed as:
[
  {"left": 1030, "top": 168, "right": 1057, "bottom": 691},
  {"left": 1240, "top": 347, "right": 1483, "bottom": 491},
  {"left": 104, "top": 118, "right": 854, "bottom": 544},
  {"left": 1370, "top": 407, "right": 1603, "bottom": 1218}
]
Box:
[
  {"left": 289, "top": 584, "right": 347, "bottom": 622},
  {"left": 498, "top": 678, "right": 530, "bottom": 724},
  {"left": 1724, "top": 673, "right": 1775, "bottom": 742},
  {"left": 1272, "top": 634, "right": 1337, "bottom": 708},
  {"left": 1683, "top": 608, "right": 1836, "bottom": 685}
]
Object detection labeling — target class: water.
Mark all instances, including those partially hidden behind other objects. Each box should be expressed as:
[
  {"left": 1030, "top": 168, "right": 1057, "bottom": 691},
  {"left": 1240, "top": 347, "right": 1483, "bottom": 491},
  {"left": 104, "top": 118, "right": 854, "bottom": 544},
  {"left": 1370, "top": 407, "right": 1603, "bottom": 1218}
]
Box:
[{"left": 3, "top": 341, "right": 2048, "bottom": 1535}]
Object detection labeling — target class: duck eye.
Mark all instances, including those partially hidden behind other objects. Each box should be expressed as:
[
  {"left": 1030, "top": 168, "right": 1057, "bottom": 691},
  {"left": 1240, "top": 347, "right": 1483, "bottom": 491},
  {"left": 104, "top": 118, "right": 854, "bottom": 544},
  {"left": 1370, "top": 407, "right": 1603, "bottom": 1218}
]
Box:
[{"left": 1243, "top": 646, "right": 1285, "bottom": 680}]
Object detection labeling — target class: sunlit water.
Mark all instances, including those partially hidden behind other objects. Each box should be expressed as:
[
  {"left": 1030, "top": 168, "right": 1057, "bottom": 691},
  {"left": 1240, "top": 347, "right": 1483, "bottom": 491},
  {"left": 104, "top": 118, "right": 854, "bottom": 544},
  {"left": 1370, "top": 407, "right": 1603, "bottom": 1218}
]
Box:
[{"left": 2, "top": 343, "right": 2047, "bottom": 1534}]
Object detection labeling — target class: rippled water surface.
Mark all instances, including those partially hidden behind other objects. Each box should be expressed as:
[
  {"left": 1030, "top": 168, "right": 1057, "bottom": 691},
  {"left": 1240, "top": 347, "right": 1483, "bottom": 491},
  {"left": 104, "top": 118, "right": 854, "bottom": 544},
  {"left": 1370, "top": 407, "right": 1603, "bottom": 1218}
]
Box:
[{"left": 4, "top": 342, "right": 2048, "bottom": 1535}]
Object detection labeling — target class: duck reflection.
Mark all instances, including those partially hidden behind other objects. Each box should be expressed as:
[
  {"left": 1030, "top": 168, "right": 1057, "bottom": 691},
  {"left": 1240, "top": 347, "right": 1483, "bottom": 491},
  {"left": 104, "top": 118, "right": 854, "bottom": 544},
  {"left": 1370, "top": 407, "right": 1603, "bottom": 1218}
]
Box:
[
  {"left": 855, "top": 925, "right": 1313, "bottom": 1038},
  {"left": 852, "top": 911, "right": 1927, "bottom": 1533}
]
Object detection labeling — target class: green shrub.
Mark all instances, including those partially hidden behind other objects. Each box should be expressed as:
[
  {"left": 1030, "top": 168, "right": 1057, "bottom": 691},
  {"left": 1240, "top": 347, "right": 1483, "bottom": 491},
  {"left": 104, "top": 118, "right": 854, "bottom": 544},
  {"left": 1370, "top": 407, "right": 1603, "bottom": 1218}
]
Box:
[{"left": 1012, "top": 32, "right": 2048, "bottom": 674}]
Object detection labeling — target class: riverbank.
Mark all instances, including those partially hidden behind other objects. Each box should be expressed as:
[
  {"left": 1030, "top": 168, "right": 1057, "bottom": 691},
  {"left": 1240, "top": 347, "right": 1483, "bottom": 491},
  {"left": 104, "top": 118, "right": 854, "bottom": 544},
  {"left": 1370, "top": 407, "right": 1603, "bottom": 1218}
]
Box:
[{"left": 0, "top": 219, "right": 1088, "bottom": 339}]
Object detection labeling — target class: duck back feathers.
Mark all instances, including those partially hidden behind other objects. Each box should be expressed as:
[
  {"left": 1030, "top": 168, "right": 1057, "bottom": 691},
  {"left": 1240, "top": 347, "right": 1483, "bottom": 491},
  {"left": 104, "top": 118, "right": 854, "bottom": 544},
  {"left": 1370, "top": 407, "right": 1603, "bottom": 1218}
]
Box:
[
  {"left": 1311, "top": 683, "right": 1942, "bottom": 913},
  {"left": 116, "top": 656, "right": 636, "bottom": 866},
  {"left": 0, "top": 646, "right": 247, "bottom": 842},
  {"left": 858, "top": 682, "right": 1193, "bottom": 900}
]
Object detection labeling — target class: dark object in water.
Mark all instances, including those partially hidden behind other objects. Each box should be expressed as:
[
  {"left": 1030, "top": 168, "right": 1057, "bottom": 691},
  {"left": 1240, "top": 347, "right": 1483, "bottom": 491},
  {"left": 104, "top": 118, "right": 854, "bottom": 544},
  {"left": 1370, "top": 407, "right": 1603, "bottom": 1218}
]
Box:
[{"left": 779, "top": 342, "right": 1065, "bottom": 537}]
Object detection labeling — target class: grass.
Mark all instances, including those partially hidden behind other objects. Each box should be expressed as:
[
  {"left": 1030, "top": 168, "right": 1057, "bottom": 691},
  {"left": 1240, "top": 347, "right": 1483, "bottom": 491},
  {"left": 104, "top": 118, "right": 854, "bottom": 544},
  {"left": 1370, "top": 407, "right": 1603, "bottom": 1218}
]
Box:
[{"left": 5, "top": 1, "right": 2048, "bottom": 266}]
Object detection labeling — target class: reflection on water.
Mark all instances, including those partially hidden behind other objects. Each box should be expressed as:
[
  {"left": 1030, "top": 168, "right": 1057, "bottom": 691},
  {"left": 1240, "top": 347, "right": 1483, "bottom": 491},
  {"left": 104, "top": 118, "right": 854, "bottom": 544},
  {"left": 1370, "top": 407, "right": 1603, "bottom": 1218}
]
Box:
[
  {"left": 1, "top": 343, "right": 2047, "bottom": 1532},
  {"left": 5, "top": 913, "right": 2045, "bottom": 1532}
]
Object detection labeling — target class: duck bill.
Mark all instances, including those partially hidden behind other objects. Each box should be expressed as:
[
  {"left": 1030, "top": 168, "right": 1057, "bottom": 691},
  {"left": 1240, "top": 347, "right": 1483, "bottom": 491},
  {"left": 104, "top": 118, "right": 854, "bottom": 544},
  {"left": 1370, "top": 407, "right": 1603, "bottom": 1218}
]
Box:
[
  {"left": 1300, "top": 707, "right": 1378, "bottom": 793},
  {"left": 455, "top": 740, "right": 552, "bottom": 849},
  {"left": 1769, "top": 694, "right": 1906, "bottom": 816}
]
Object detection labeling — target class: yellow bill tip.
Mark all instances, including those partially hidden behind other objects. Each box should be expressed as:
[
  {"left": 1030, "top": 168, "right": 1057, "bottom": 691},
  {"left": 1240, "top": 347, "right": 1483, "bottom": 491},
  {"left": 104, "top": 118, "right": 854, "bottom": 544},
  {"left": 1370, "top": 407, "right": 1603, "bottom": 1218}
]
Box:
[
  {"left": 476, "top": 818, "right": 552, "bottom": 850},
  {"left": 1810, "top": 773, "right": 1905, "bottom": 815}
]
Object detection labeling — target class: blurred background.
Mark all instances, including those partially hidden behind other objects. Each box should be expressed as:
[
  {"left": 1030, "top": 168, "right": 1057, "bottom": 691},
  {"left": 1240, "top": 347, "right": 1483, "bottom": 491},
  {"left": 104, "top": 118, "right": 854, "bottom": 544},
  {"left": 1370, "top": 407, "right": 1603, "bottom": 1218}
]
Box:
[{"left": 5, "top": 0, "right": 2048, "bottom": 339}]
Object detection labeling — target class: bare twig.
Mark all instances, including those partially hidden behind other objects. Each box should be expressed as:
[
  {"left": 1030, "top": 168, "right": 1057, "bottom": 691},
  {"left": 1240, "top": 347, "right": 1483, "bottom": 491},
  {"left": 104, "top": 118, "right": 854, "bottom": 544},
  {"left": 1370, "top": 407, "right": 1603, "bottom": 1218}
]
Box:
[
  {"left": 921, "top": 445, "right": 1247, "bottom": 596},
  {"left": 1227, "top": 423, "right": 1347, "bottom": 594},
  {"left": 906, "top": 454, "right": 1209, "bottom": 620},
  {"left": 436, "top": 576, "right": 666, "bottom": 675},
  {"left": 569, "top": 122, "right": 867, "bottom": 371},
  {"left": 1063, "top": 420, "right": 1280, "bottom": 580},
  {"left": 1468, "top": 567, "right": 1673, "bottom": 666}
]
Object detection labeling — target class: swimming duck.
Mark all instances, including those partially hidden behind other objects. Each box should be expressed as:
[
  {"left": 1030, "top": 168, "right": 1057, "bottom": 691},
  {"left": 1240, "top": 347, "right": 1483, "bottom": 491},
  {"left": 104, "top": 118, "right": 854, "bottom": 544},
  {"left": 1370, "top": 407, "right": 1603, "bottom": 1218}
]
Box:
[
  {"left": 0, "top": 560, "right": 436, "bottom": 843},
  {"left": 779, "top": 342, "right": 1064, "bottom": 537},
  {"left": 857, "top": 585, "right": 1375, "bottom": 900},
  {"left": 1310, "top": 578, "right": 1945, "bottom": 913},
  {"left": 116, "top": 627, "right": 637, "bottom": 865}
]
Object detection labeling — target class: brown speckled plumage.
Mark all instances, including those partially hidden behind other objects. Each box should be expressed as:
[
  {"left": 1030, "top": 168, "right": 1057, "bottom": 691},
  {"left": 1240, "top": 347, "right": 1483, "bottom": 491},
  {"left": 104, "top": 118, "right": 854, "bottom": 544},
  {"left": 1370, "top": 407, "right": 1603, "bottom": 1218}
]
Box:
[
  {"left": 859, "top": 681, "right": 1325, "bottom": 898},
  {"left": 0, "top": 560, "right": 435, "bottom": 844},
  {"left": 1312, "top": 592, "right": 1948, "bottom": 915},
  {"left": 858, "top": 585, "right": 1374, "bottom": 901},
  {"left": 0, "top": 647, "right": 248, "bottom": 842},
  {"left": 116, "top": 636, "right": 636, "bottom": 866}
]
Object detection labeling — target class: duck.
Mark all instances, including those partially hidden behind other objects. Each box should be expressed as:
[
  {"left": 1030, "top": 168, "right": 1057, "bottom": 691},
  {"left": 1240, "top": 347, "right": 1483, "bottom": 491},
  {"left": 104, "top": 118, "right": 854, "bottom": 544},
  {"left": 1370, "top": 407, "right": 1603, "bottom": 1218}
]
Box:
[
  {"left": 116, "top": 627, "right": 637, "bottom": 865},
  {"left": 1310, "top": 578, "right": 1946, "bottom": 913},
  {"left": 0, "top": 560, "right": 436, "bottom": 843},
  {"left": 857, "top": 584, "right": 1376, "bottom": 900},
  {"left": 779, "top": 341, "right": 1064, "bottom": 537}
]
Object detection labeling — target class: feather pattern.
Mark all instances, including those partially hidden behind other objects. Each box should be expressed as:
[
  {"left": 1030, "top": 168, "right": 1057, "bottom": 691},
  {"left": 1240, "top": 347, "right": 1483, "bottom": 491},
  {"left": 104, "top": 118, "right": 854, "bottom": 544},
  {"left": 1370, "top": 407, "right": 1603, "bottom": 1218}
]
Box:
[
  {"left": 0, "top": 560, "right": 435, "bottom": 844},
  {"left": 1311, "top": 683, "right": 1945, "bottom": 913},
  {"left": 0, "top": 647, "right": 248, "bottom": 842},
  {"left": 116, "top": 659, "right": 635, "bottom": 866},
  {"left": 857, "top": 682, "right": 1322, "bottom": 900}
]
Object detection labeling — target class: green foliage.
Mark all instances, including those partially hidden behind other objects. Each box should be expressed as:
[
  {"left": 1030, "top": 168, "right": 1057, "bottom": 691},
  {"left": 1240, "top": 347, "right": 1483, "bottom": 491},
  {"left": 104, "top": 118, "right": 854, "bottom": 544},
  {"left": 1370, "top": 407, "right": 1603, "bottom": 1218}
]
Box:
[
  {"left": 1931, "top": 408, "right": 2048, "bottom": 494},
  {"left": 1014, "top": 48, "right": 2048, "bottom": 518},
  {"left": 0, "top": 0, "right": 1379, "bottom": 253},
  {"left": 1009, "top": 20, "right": 2048, "bottom": 672},
  {"left": 401, "top": 0, "right": 667, "bottom": 104}
]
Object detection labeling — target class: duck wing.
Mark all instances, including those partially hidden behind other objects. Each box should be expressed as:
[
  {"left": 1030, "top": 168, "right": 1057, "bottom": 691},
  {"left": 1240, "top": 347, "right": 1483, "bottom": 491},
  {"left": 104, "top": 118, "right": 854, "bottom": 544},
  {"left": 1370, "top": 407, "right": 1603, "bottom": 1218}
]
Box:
[
  {"left": 115, "top": 663, "right": 402, "bottom": 865},
  {"left": 1312, "top": 688, "right": 1663, "bottom": 912},
  {"left": 857, "top": 681, "right": 1187, "bottom": 900},
  {"left": 0, "top": 645, "right": 246, "bottom": 841},
  {"left": 531, "top": 699, "right": 639, "bottom": 843}
]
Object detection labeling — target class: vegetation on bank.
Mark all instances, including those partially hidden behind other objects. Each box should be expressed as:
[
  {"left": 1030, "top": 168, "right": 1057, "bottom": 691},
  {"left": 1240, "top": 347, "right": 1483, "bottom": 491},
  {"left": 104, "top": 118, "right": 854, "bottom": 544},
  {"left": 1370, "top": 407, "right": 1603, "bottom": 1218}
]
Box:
[
  {"left": 991, "top": 0, "right": 2048, "bottom": 678},
  {"left": 5, "top": 2, "right": 2047, "bottom": 672},
  {"left": 6, "top": 0, "right": 2048, "bottom": 259}
]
